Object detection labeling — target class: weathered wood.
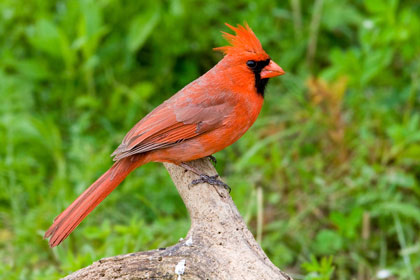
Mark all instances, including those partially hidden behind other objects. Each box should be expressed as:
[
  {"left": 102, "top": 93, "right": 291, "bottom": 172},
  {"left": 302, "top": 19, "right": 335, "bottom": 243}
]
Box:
[{"left": 63, "top": 158, "right": 292, "bottom": 280}]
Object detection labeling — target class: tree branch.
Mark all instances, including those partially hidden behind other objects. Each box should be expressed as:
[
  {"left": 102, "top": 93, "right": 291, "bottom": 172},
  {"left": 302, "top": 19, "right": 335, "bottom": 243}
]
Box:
[{"left": 63, "top": 158, "right": 292, "bottom": 280}]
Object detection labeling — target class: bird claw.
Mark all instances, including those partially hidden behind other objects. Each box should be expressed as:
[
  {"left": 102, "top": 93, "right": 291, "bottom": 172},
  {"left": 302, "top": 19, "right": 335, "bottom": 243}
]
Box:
[
  {"left": 207, "top": 155, "right": 217, "bottom": 165},
  {"left": 191, "top": 174, "right": 231, "bottom": 194}
]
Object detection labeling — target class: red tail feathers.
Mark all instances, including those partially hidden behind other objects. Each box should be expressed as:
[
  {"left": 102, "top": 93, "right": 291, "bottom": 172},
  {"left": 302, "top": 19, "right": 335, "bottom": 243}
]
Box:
[{"left": 44, "top": 157, "right": 143, "bottom": 247}]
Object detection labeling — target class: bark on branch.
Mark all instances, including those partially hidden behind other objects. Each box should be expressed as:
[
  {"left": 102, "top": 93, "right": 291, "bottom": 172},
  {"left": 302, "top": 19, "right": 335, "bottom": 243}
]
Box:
[{"left": 63, "top": 158, "right": 292, "bottom": 280}]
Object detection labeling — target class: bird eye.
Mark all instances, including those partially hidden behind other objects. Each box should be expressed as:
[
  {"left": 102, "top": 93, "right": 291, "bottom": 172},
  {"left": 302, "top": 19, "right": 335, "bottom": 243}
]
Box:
[{"left": 246, "top": 60, "right": 257, "bottom": 68}]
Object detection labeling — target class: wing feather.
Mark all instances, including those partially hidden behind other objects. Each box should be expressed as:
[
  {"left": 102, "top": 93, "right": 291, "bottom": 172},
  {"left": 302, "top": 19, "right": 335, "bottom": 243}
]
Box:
[{"left": 111, "top": 91, "right": 233, "bottom": 161}]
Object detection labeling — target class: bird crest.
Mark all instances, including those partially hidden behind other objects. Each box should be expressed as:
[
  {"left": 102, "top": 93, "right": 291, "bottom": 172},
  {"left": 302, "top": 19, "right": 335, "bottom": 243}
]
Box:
[{"left": 214, "top": 23, "right": 266, "bottom": 56}]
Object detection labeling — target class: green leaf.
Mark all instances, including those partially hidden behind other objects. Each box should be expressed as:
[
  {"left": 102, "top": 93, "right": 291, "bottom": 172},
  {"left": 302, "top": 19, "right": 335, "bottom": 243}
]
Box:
[
  {"left": 27, "top": 19, "right": 62, "bottom": 58},
  {"left": 375, "top": 202, "right": 420, "bottom": 224},
  {"left": 127, "top": 3, "right": 161, "bottom": 53},
  {"left": 312, "top": 230, "right": 343, "bottom": 255},
  {"left": 14, "top": 59, "right": 51, "bottom": 80},
  {"left": 329, "top": 208, "right": 363, "bottom": 239},
  {"left": 302, "top": 255, "right": 335, "bottom": 280}
]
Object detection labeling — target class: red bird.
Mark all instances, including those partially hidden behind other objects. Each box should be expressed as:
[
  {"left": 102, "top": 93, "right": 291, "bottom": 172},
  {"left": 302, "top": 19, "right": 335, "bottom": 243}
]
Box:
[{"left": 45, "top": 23, "right": 285, "bottom": 247}]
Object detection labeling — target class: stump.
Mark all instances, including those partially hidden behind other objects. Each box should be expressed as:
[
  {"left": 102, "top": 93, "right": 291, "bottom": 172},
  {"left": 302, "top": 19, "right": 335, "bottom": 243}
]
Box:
[{"left": 63, "top": 158, "right": 292, "bottom": 280}]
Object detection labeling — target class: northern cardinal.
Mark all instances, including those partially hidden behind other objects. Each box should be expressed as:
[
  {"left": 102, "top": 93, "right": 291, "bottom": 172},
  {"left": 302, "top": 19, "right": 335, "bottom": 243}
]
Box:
[{"left": 45, "top": 23, "right": 285, "bottom": 247}]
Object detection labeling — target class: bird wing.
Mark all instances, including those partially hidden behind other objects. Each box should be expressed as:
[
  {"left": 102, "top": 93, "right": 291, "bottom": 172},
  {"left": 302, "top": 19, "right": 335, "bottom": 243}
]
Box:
[{"left": 111, "top": 91, "right": 233, "bottom": 161}]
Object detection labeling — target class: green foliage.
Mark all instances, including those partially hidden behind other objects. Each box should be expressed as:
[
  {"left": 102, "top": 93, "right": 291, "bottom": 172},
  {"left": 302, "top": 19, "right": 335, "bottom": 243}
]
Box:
[
  {"left": 302, "top": 256, "right": 335, "bottom": 280},
  {"left": 0, "top": 0, "right": 419, "bottom": 279}
]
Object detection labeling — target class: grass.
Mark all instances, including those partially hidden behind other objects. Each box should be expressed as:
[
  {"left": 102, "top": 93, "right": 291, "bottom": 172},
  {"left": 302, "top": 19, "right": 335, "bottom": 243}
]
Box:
[{"left": 0, "top": 0, "right": 419, "bottom": 279}]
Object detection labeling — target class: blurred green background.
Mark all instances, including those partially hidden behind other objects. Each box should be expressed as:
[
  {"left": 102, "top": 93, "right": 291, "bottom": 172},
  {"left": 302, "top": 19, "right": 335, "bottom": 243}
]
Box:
[{"left": 1, "top": 0, "right": 419, "bottom": 279}]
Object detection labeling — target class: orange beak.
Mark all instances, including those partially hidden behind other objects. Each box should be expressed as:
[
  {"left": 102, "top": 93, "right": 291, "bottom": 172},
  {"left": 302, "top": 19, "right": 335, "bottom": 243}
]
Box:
[{"left": 260, "top": 60, "right": 285, "bottom": 79}]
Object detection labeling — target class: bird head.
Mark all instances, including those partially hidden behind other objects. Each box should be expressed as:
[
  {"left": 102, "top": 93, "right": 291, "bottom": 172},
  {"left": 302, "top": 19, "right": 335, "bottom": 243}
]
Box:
[{"left": 214, "top": 23, "right": 285, "bottom": 96}]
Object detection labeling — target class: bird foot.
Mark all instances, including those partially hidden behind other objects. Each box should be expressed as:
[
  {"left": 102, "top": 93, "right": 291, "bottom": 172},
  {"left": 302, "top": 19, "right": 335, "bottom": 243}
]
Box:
[
  {"left": 191, "top": 174, "right": 231, "bottom": 194},
  {"left": 207, "top": 155, "right": 217, "bottom": 165}
]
